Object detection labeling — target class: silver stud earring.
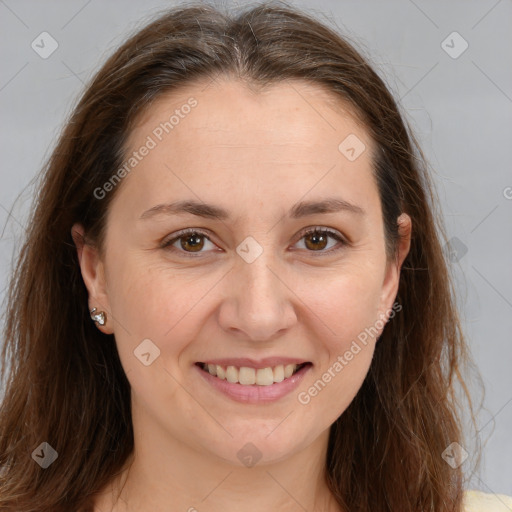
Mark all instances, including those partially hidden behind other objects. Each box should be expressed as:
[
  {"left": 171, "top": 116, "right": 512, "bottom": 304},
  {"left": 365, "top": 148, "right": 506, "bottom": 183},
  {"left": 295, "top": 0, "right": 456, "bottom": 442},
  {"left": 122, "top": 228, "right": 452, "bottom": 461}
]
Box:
[{"left": 90, "top": 307, "right": 107, "bottom": 326}]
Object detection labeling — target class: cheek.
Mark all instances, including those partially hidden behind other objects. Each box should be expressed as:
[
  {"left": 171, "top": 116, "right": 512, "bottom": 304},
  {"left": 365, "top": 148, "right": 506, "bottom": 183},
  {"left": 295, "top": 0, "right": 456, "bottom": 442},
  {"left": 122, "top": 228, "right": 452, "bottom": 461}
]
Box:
[
  {"left": 104, "top": 252, "right": 222, "bottom": 369},
  {"left": 103, "top": 264, "right": 209, "bottom": 415},
  {"left": 297, "top": 341, "right": 375, "bottom": 428},
  {"left": 292, "top": 270, "right": 381, "bottom": 419},
  {"left": 298, "top": 263, "right": 383, "bottom": 347}
]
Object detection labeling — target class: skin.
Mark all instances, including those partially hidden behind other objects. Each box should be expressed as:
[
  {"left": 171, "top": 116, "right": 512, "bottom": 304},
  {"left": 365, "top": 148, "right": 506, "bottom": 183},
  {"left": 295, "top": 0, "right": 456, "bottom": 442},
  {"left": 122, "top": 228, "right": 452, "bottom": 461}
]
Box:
[{"left": 72, "top": 77, "right": 411, "bottom": 512}]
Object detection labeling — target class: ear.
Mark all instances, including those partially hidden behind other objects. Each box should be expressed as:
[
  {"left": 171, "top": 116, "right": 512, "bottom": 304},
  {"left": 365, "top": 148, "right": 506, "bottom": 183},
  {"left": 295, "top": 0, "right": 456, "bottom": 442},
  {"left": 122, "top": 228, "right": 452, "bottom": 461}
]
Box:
[
  {"left": 71, "top": 223, "right": 114, "bottom": 335},
  {"left": 377, "top": 213, "right": 412, "bottom": 327}
]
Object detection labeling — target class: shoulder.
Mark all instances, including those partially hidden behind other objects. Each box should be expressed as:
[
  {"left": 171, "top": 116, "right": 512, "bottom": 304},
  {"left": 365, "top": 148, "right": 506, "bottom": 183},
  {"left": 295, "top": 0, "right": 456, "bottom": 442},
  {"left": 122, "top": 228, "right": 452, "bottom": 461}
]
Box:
[{"left": 463, "top": 489, "right": 512, "bottom": 511}]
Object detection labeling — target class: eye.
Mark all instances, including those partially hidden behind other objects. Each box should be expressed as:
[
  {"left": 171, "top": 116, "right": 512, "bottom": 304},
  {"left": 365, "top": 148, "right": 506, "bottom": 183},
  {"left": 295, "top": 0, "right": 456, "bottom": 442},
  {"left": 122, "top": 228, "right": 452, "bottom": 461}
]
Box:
[
  {"left": 160, "top": 228, "right": 217, "bottom": 257},
  {"left": 160, "top": 226, "right": 347, "bottom": 258},
  {"left": 293, "top": 227, "right": 346, "bottom": 255}
]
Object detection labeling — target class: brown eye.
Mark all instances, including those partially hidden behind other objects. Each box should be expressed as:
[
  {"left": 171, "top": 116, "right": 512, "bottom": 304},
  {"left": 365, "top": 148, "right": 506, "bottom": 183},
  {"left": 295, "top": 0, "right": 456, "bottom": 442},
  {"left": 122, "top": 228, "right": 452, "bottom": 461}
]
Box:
[
  {"left": 161, "top": 229, "right": 217, "bottom": 257},
  {"left": 179, "top": 233, "right": 205, "bottom": 252},
  {"left": 296, "top": 228, "right": 346, "bottom": 254},
  {"left": 304, "top": 231, "right": 329, "bottom": 251},
  {"left": 162, "top": 227, "right": 346, "bottom": 258}
]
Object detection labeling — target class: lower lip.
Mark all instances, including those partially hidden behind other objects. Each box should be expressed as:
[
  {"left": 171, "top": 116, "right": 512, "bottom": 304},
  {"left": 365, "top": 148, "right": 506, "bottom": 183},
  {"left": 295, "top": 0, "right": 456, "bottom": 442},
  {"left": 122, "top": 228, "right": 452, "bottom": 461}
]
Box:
[{"left": 194, "top": 363, "right": 312, "bottom": 404}]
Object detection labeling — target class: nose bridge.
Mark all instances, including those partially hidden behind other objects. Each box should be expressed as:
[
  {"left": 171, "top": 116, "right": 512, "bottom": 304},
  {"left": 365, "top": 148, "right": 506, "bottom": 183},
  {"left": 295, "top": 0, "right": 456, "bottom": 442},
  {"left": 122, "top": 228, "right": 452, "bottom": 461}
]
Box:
[
  {"left": 220, "top": 239, "right": 296, "bottom": 340},
  {"left": 240, "top": 250, "right": 279, "bottom": 308}
]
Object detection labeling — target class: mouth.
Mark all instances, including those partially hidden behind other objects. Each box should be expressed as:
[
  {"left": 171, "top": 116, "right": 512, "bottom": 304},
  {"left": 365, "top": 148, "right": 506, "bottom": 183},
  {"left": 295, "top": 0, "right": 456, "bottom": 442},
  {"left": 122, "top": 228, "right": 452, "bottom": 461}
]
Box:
[{"left": 195, "top": 361, "right": 312, "bottom": 386}]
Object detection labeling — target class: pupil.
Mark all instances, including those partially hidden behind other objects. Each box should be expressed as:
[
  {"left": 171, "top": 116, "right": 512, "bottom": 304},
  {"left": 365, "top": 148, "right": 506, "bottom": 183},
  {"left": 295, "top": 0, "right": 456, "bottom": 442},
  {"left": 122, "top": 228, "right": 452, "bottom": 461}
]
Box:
[
  {"left": 182, "top": 234, "right": 203, "bottom": 251},
  {"left": 306, "top": 232, "right": 327, "bottom": 250}
]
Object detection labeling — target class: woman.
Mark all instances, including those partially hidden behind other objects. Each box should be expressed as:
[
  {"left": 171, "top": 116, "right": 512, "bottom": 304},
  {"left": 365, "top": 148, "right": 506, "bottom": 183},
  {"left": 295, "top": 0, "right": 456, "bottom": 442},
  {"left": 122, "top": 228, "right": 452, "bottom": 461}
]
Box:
[{"left": 0, "top": 2, "right": 510, "bottom": 511}]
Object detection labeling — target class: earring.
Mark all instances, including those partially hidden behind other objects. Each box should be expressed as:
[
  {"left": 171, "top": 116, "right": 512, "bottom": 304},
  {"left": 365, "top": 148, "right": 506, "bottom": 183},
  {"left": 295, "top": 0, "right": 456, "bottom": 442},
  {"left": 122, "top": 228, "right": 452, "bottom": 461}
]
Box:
[{"left": 90, "top": 307, "right": 107, "bottom": 326}]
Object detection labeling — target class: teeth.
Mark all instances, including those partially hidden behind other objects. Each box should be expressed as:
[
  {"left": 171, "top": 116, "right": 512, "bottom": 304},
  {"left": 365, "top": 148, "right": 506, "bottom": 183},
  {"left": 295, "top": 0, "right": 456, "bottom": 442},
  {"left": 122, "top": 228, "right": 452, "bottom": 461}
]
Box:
[
  {"left": 226, "top": 365, "right": 238, "bottom": 383},
  {"left": 273, "top": 364, "right": 284, "bottom": 383},
  {"left": 202, "top": 362, "right": 304, "bottom": 386},
  {"left": 239, "top": 366, "right": 256, "bottom": 385},
  {"left": 216, "top": 365, "right": 226, "bottom": 379},
  {"left": 256, "top": 367, "right": 274, "bottom": 386},
  {"left": 284, "top": 364, "right": 295, "bottom": 378}
]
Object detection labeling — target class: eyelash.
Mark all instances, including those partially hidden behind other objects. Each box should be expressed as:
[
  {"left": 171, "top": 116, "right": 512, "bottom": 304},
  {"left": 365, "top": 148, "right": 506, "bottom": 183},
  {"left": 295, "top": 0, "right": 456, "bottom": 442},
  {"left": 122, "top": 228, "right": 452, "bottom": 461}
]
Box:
[{"left": 160, "top": 227, "right": 347, "bottom": 258}]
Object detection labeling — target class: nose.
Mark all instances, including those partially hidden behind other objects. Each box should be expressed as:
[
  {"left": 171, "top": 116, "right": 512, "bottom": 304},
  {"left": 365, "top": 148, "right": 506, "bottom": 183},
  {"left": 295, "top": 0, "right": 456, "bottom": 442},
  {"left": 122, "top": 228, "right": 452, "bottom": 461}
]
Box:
[{"left": 217, "top": 251, "right": 297, "bottom": 342}]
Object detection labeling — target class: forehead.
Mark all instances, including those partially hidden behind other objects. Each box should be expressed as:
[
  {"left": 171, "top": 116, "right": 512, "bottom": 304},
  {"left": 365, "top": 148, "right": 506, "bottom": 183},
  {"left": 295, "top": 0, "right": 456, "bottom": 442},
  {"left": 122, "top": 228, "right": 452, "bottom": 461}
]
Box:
[
  {"left": 114, "top": 77, "right": 378, "bottom": 223},
  {"left": 128, "top": 76, "right": 368, "bottom": 150}
]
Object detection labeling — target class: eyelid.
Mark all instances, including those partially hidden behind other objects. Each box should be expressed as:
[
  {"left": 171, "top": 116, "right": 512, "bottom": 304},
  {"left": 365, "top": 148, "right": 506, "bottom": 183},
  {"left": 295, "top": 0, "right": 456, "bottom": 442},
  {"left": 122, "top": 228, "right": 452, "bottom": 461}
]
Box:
[
  {"left": 295, "top": 226, "right": 346, "bottom": 244},
  {"left": 160, "top": 226, "right": 348, "bottom": 257}
]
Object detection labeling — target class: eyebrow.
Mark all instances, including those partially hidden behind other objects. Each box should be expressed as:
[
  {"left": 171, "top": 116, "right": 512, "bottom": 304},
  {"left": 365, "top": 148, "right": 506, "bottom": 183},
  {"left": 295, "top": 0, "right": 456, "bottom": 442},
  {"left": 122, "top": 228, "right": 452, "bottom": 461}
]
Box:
[{"left": 139, "top": 197, "right": 366, "bottom": 221}]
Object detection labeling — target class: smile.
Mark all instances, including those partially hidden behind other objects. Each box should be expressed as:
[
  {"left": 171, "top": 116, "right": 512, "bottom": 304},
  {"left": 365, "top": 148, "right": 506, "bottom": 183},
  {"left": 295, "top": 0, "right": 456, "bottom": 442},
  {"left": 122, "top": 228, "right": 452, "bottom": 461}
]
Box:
[
  {"left": 196, "top": 362, "right": 309, "bottom": 386},
  {"left": 194, "top": 361, "right": 313, "bottom": 404}
]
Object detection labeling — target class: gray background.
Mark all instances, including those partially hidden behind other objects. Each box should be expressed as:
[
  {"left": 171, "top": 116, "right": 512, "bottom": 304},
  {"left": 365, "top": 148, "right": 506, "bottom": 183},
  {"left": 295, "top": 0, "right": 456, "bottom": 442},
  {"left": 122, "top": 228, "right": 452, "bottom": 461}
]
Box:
[{"left": 1, "top": 0, "right": 511, "bottom": 498}]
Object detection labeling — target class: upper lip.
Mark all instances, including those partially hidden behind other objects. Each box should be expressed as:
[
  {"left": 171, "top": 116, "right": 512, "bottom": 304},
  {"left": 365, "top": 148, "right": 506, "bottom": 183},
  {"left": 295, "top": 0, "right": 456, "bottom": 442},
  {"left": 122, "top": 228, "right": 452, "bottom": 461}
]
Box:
[{"left": 197, "top": 357, "right": 311, "bottom": 369}]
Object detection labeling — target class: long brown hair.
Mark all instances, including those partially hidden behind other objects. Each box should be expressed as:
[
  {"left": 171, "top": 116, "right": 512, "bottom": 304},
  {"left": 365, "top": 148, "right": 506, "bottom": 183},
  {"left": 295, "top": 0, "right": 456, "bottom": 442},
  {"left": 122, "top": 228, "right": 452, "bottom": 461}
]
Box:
[{"left": 0, "top": 2, "right": 478, "bottom": 510}]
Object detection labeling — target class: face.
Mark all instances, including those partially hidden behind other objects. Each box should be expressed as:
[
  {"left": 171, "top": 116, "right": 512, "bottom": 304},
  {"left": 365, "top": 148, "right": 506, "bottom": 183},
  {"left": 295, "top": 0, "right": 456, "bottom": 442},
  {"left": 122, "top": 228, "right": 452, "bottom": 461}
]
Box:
[{"left": 74, "top": 78, "right": 410, "bottom": 468}]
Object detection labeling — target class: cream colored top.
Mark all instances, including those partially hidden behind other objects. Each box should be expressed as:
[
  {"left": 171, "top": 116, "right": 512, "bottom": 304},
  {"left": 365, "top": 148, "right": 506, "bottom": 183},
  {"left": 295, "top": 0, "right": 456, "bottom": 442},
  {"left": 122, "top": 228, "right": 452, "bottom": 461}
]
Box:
[{"left": 464, "top": 490, "right": 512, "bottom": 511}]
